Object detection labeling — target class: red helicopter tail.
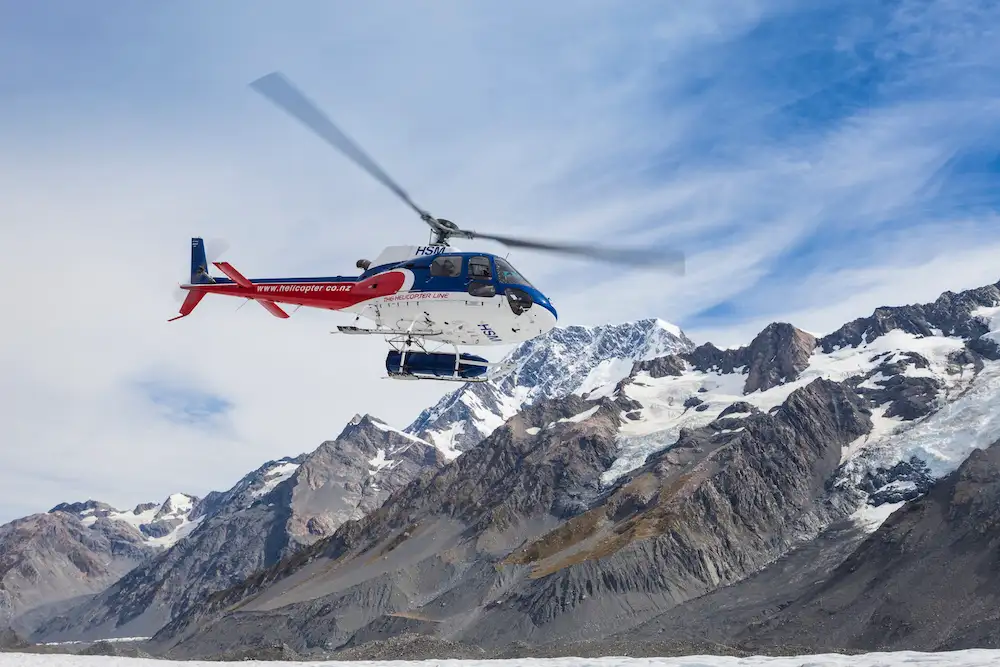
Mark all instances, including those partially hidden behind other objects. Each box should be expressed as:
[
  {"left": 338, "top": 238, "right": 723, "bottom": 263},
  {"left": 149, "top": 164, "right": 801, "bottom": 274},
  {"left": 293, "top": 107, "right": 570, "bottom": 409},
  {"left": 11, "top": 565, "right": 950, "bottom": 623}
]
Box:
[{"left": 169, "top": 238, "right": 290, "bottom": 321}]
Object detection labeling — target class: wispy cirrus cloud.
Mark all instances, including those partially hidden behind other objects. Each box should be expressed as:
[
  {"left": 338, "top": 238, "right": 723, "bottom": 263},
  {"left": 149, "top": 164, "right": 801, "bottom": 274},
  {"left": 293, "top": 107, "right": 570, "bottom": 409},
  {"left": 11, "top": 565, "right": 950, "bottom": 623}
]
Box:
[
  {"left": 546, "top": 0, "right": 1000, "bottom": 343},
  {"left": 1, "top": 0, "right": 998, "bottom": 521}
]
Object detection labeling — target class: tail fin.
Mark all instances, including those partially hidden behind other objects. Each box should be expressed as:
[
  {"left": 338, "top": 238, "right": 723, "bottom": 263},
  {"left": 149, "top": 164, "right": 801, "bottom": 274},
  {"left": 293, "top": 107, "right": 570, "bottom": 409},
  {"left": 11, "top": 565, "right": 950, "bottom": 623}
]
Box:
[
  {"left": 170, "top": 238, "right": 213, "bottom": 322},
  {"left": 190, "top": 238, "right": 215, "bottom": 284}
]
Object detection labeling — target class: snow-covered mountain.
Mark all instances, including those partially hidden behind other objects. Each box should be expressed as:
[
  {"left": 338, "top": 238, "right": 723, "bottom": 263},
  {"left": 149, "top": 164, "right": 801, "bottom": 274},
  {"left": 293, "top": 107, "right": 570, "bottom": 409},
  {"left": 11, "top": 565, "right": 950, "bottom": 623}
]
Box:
[
  {"left": 406, "top": 318, "right": 695, "bottom": 455},
  {"left": 9, "top": 278, "right": 1000, "bottom": 657},
  {"left": 588, "top": 284, "right": 1000, "bottom": 518},
  {"left": 49, "top": 495, "right": 202, "bottom": 550},
  {"left": 143, "top": 279, "right": 1000, "bottom": 658}
]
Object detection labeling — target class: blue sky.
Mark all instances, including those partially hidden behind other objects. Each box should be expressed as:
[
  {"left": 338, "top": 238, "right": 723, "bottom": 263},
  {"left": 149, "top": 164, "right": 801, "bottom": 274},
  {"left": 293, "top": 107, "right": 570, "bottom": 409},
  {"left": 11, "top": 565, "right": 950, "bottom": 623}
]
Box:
[{"left": 1, "top": 0, "right": 999, "bottom": 522}]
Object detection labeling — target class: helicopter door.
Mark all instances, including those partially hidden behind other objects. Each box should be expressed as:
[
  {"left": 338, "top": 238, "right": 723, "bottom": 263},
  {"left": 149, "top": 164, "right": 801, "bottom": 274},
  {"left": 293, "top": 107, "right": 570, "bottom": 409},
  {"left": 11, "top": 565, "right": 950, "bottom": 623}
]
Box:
[{"left": 467, "top": 256, "right": 496, "bottom": 297}]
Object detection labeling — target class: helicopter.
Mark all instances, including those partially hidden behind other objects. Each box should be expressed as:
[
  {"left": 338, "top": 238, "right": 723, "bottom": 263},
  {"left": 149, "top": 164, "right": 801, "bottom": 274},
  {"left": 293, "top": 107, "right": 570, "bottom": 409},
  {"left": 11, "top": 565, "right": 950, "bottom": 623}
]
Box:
[{"left": 170, "top": 71, "right": 685, "bottom": 383}]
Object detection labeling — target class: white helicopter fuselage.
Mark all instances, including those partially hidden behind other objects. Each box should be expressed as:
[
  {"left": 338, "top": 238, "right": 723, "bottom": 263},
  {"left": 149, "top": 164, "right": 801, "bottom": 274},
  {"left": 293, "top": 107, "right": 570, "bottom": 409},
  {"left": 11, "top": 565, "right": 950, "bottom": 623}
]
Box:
[{"left": 341, "top": 245, "right": 558, "bottom": 347}]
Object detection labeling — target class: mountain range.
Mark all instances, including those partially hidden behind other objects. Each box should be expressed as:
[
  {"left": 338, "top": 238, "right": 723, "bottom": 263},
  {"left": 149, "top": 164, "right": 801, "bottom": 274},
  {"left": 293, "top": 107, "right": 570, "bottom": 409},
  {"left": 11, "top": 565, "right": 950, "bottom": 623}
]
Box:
[{"left": 1, "top": 281, "right": 998, "bottom": 659}]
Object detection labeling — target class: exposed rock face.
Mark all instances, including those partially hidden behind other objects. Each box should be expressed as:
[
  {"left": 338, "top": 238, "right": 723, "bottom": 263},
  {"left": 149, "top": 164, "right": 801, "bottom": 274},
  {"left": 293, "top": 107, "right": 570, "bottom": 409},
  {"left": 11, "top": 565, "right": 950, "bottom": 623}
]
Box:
[
  {"left": 468, "top": 379, "right": 869, "bottom": 646},
  {"left": 407, "top": 318, "right": 694, "bottom": 454},
  {"left": 632, "top": 355, "right": 686, "bottom": 379},
  {"left": 612, "top": 321, "right": 820, "bottom": 407},
  {"left": 0, "top": 512, "right": 153, "bottom": 635},
  {"left": 857, "top": 457, "right": 935, "bottom": 505},
  {"left": 147, "top": 395, "right": 627, "bottom": 655},
  {"left": 149, "top": 378, "right": 872, "bottom": 656},
  {"left": 285, "top": 415, "right": 446, "bottom": 548},
  {"left": 742, "top": 439, "right": 1000, "bottom": 652},
  {"left": 819, "top": 282, "right": 1000, "bottom": 356},
  {"left": 31, "top": 416, "right": 445, "bottom": 644},
  {"left": 683, "top": 323, "right": 817, "bottom": 393},
  {"left": 616, "top": 513, "right": 875, "bottom": 652}
]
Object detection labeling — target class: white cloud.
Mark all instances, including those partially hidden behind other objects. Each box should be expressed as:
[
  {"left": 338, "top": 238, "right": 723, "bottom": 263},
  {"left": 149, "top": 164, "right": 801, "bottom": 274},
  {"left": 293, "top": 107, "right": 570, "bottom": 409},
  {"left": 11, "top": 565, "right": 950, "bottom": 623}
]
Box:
[
  {"left": 1, "top": 0, "right": 998, "bottom": 522},
  {"left": 0, "top": 2, "right": 777, "bottom": 522},
  {"left": 687, "top": 239, "right": 1000, "bottom": 348}
]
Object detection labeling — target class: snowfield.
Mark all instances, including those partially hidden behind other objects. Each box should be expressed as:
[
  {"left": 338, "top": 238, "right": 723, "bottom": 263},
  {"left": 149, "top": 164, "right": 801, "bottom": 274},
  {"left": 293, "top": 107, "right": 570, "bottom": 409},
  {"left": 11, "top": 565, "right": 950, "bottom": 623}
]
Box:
[{"left": 3, "top": 650, "right": 1000, "bottom": 666}]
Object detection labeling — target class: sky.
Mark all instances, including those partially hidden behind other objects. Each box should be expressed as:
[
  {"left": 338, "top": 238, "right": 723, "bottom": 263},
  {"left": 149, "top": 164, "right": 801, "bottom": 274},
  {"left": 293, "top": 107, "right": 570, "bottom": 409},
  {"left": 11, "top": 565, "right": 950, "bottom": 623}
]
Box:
[{"left": 1, "top": 0, "right": 999, "bottom": 523}]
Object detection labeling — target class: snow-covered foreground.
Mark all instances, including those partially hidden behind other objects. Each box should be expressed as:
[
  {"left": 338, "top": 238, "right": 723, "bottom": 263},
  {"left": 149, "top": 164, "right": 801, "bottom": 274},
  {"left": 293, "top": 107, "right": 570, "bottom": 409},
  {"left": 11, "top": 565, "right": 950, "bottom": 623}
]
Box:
[{"left": 4, "top": 651, "right": 1000, "bottom": 667}]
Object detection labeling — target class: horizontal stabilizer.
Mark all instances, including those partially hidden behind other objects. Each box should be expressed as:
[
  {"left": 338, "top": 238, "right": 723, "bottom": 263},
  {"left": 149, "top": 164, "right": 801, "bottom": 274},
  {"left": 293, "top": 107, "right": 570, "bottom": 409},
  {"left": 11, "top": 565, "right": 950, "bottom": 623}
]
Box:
[
  {"left": 213, "top": 261, "right": 253, "bottom": 288},
  {"left": 258, "top": 299, "right": 290, "bottom": 319}
]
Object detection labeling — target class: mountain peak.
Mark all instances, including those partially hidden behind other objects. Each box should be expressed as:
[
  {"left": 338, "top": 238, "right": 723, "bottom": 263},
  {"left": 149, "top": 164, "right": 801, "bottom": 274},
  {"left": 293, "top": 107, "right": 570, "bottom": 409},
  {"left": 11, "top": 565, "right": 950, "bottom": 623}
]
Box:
[
  {"left": 45, "top": 493, "right": 203, "bottom": 550},
  {"left": 405, "top": 317, "right": 695, "bottom": 455}
]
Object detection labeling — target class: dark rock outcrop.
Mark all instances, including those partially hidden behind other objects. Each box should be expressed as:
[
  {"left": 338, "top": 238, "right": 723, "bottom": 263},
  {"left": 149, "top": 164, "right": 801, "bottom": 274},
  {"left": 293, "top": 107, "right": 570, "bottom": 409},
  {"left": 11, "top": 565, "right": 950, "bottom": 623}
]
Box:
[
  {"left": 629, "top": 322, "right": 818, "bottom": 396},
  {"left": 857, "top": 457, "right": 935, "bottom": 505},
  {"left": 77, "top": 640, "right": 153, "bottom": 658},
  {"left": 632, "top": 355, "right": 687, "bottom": 379},
  {"left": 743, "top": 439, "right": 1000, "bottom": 652},
  {"left": 819, "top": 283, "right": 1000, "bottom": 353}
]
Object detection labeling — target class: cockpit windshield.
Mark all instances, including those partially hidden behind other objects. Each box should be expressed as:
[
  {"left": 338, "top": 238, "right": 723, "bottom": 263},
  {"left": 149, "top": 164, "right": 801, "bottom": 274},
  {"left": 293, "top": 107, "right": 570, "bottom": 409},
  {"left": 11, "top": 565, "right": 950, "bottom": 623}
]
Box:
[{"left": 494, "top": 257, "right": 532, "bottom": 288}]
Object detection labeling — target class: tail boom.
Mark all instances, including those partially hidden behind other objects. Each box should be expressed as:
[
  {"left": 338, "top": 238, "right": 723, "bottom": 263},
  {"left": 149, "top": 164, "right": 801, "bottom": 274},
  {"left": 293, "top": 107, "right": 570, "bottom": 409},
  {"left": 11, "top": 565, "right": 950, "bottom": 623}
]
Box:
[{"left": 170, "top": 237, "right": 405, "bottom": 322}]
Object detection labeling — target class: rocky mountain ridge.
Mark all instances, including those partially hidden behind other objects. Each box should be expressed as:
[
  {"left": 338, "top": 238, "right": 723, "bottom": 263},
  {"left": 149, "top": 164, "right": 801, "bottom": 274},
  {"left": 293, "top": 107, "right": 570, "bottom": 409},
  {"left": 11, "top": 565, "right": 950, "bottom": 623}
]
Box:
[
  {"left": 144, "top": 374, "right": 877, "bottom": 657},
  {"left": 1, "top": 491, "right": 208, "bottom": 637},
  {"left": 29, "top": 415, "right": 447, "bottom": 643},
  {"left": 13, "top": 317, "right": 694, "bottom": 646},
  {"left": 49, "top": 494, "right": 203, "bottom": 548},
  {"left": 136, "top": 278, "right": 1000, "bottom": 656},
  {"left": 7, "top": 278, "right": 1000, "bottom": 656}
]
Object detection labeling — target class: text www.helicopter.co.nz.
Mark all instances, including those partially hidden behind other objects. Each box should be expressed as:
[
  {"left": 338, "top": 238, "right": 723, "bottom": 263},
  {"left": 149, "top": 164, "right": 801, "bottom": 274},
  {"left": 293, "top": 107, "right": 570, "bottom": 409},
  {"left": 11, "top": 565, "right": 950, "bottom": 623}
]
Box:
[{"left": 256, "top": 284, "right": 353, "bottom": 293}]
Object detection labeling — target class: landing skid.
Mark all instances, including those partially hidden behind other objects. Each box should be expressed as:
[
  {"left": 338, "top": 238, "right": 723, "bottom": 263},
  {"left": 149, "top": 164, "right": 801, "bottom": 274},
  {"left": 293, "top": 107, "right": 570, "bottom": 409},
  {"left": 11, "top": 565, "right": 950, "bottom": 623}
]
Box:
[{"left": 333, "top": 325, "right": 443, "bottom": 337}]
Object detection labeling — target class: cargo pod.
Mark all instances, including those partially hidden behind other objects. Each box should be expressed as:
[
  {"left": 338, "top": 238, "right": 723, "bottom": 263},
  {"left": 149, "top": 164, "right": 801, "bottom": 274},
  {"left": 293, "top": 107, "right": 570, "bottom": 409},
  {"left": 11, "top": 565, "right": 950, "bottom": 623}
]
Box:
[{"left": 385, "top": 349, "right": 491, "bottom": 381}]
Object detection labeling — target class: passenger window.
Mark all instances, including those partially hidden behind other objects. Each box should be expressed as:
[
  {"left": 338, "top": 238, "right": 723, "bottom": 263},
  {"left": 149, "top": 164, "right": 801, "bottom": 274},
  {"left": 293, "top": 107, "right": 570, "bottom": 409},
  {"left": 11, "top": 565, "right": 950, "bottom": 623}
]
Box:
[
  {"left": 468, "top": 257, "right": 492, "bottom": 280},
  {"left": 430, "top": 256, "right": 461, "bottom": 277}
]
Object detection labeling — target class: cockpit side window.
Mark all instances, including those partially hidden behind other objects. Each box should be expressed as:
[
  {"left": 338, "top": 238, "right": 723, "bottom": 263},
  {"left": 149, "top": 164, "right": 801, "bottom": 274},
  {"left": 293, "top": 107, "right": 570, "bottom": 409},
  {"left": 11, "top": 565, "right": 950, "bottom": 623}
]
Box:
[
  {"left": 468, "top": 256, "right": 492, "bottom": 280},
  {"left": 494, "top": 257, "right": 532, "bottom": 288},
  {"left": 429, "top": 255, "right": 461, "bottom": 277}
]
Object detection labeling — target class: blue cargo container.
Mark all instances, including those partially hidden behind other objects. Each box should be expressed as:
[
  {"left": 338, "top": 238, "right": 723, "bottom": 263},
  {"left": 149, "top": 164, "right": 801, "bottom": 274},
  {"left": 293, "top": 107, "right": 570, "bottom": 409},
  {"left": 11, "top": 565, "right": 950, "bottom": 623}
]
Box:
[{"left": 385, "top": 350, "right": 490, "bottom": 380}]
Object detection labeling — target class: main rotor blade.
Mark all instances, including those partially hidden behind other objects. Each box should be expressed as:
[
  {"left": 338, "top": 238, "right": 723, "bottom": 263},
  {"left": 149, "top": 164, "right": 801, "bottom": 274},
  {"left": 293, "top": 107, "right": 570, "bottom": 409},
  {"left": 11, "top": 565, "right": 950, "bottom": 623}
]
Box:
[
  {"left": 249, "top": 71, "right": 430, "bottom": 220},
  {"left": 465, "top": 229, "right": 686, "bottom": 274}
]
